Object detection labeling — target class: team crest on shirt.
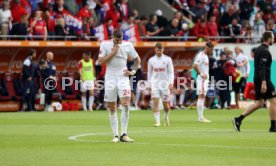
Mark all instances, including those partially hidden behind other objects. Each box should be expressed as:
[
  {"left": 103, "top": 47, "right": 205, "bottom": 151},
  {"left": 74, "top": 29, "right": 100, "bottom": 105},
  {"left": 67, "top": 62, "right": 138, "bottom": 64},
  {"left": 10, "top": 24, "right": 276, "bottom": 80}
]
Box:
[{"left": 272, "top": 91, "right": 276, "bottom": 96}]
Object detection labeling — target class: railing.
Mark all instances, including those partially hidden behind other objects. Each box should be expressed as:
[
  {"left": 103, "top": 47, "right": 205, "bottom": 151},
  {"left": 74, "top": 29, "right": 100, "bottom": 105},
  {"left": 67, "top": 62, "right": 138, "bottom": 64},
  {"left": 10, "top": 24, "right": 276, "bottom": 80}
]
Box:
[{"left": 0, "top": 35, "right": 262, "bottom": 43}]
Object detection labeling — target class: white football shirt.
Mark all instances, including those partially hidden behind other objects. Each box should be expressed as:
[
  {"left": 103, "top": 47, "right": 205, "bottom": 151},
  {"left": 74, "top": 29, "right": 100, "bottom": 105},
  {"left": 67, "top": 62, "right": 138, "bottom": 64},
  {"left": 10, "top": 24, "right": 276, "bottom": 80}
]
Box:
[
  {"left": 147, "top": 54, "right": 174, "bottom": 85},
  {"left": 235, "top": 52, "right": 250, "bottom": 77},
  {"left": 193, "top": 51, "right": 209, "bottom": 77},
  {"left": 99, "top": 40, "right": 138, "bottom": 75}
]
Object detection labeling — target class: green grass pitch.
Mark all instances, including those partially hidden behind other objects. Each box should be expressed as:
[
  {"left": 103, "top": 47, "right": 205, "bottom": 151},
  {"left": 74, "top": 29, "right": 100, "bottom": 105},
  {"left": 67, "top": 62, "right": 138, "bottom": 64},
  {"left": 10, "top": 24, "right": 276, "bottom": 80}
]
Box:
[{"left": 0, "top": 109, "right": 275, "bottom": 166}]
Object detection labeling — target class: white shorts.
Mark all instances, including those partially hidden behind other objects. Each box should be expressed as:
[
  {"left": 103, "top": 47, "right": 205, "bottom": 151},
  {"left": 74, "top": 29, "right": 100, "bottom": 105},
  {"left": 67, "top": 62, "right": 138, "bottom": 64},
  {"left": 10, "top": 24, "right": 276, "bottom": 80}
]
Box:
[
  {"left": 81, "top": 80, "right": 94, "bottom": 92},
  {"left": 196, "top": 77, "right": 209, "bottom": 96},
  {"left": 151, "top": 88, "right": 170, "bottom": 101},
  {"left": 104, "top": 74, "right": 131, "bottom": 102}
]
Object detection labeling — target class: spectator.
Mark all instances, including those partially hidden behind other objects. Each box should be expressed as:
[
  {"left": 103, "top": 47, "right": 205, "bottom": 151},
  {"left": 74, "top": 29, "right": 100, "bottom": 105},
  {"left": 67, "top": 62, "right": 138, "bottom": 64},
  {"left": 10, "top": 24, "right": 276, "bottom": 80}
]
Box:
[
  {"left": 30, "top": 10, "right": 48, "bottom": 40},
  {"left": 9, "top": 15, "right": 29, "bottom": 40},
  {"left": 190, "top": 2, "right": 207, "bottom": 22},
  {"left": 82, "top": 17, "right": 95, "bottom": 40},
  {"left": 138, "top": 15, "right": 148, "bottom": 37},
  {"left": 266, "top": 19, "right": 276, "bottom": 40},
  {"left": 11, "top": 0, "right": 28, "bottom": 24},
  {"left": 239, "top": 0, "right": 254, "bottom": 24},
  {"left": 242, "top": 25, "right": 254, "bottom": 44},
  {"left": 54, "top": 0, "right": 68, "bottom": 18},
  {"left": 146, "top": 14, "right": 163, "bottom": 38},
  {"left": 228, "top": 18, "right": 242, "bottom": 43},
  {"left": 161, "top": 18, "right": 180, "bottom": 37},
  {"left": 191, "top": 19, "right": 209, "bottom": 41},
  {"left": 106, "top": 18, "right": 114, "bottom": 38},
  {"left": 55, "top": 18, "right": 69, "bottom": 40},
  {"left": 251, "top": 12, "right": 266, "bottom": 43},
  {"left": 0, "top": 1, "right": 12, "bottom": 40},
  {"left": 45, "top": 3, "right": 56, "bottom": 39},
  {"left": 220, "top": 5, "right": 239, "bottom": 36},
  {"left": 105, "top": 4, "right": 121, "bottom": 29},
  {"left": 120, "top": 14, "right": 134, "bottom": 31},
  {"left": 78, "top": 3, "right": 92, "bottom": 20},
  {"left": 207, "top": 0, "right": 225, "bottom": 22},
  {"left": 155, "top": 9, "right": 168, "bottom": 29},
  {"left": 225, "top": 0, "right": 240, "bottom": 11},
  {"left": 118, "top": 0, "right": 129, "bottom": 20},
  {"left": 206, "top": 15, "right": 219, "bottom": 41}
]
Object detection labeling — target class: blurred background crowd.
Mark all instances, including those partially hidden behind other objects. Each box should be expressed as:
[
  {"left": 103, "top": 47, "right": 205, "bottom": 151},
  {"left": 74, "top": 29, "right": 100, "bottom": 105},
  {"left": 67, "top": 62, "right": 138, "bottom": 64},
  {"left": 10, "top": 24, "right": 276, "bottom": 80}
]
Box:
[{"left": 0, "top": 0, "right": 275, "bottom": 42}]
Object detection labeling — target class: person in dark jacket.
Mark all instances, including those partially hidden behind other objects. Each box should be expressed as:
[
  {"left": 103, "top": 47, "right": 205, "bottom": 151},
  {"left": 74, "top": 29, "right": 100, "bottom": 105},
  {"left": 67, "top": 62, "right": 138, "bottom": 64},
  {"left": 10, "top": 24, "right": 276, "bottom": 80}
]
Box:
[
  {"left": 233, "top": 31, "right": 276, "bottom": 132},
  {"left": 9, "top": 15, "right": 29, "bottom": 40},
  {"left": 41, "top": 51, "right": 56, "bottom": 111},
  {"left": 19, "top": 49, "right": 37, "bottom": 111}
]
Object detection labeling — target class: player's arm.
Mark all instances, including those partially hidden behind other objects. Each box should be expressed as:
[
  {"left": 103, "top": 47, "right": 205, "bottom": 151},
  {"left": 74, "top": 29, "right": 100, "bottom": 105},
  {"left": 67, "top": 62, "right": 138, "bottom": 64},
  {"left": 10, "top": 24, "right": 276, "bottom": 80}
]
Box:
[
  {"left": 147, "top": 60, "right": 152, "bottom": 91},
  {"left": 192, "top": 55, "right": 207, "bottom": 79},
  {"left": 124, "top": 44, "right": 141, "bottom": 76},
  {"left": 23, "top": 59, "right": 32, "bottom": 81},
  {"left": 98, "top": 43, "right": 118, "bottom": 65},
  {"left": 78, "top": 61, "right": 83, "bottom": 81},
  {"left": 168, "top": 58, "right": 174, "bottom": 89},
  {"left": 258, "top": 50, "right": 269, "bottom": 93}
]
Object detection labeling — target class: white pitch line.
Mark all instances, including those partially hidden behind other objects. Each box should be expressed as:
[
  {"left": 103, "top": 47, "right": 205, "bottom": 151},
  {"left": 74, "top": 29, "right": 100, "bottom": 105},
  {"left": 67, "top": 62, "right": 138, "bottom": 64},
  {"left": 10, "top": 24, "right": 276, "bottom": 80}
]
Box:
[{"left": 68, "top": 131, "right": 276, "bottom": 151}]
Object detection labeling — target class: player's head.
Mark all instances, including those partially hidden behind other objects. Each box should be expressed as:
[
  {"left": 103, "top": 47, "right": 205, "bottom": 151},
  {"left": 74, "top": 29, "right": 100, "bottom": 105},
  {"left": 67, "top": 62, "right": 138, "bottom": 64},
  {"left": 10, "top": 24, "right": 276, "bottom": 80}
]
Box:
[
  {"left": 234, "top": 46, "right": 242, "bottom": 54},
  {"left": 46, "top": 51, "right": 54, "bottom": 61},
  {"left": 155, "top": 42, "right": 164, "bottom": 56},
  {"left": 39, "top": 59, "right": 47, "bottom": 70},
  {"left": 204, "top": 41, "right": 214, "bottom": 56},
  {"left": 83, "top": 51, "right": 91, "bottom": 61},
  {"left": 262, "top": 31, "right": 274, "bottom": 46},
  {"left": 29, "top": 49, "right": 36, "bottom": 59},
  {"left": 112, "top": 29, "right": 123, "bottom": 45}
]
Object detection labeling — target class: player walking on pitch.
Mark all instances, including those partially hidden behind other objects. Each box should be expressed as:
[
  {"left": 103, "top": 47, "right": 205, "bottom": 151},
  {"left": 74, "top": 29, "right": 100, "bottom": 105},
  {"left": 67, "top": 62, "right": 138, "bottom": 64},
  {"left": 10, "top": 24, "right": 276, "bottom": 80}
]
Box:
[
  {"left": 147, "top": 43, "right": 174, "bottom": 127},
  {"left": 232, "top": 31, "right": 276, "bottom": 132},
  {"left": 78, "top": 51, "right": 95, "bottom": 111},
  {"left": 193, "top": 42, "right": 214, "bottom": 123},
  {"left": 98, "top": 29, "right": 141, "bottom": 142}
]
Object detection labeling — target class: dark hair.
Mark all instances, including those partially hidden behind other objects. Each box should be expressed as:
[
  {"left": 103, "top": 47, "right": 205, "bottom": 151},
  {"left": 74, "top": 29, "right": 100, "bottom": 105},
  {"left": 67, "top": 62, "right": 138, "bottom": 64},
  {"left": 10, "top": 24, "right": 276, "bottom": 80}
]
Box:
[
  {"left": 155, "top": 42, "right": 163, "bottom": 49},
  {"left": 262, "top": 31, "right": 273, "bottom": 42},
  {"left": 206, "top": 41, "right": 214, "bottom": 48},
  {"left": 149, "top": 14, "right": 156, "bottom": 21},
  {"left": 29, "top": 49, "right": 36, "bottom": 56},
  {"left": 183, "top": 69, "right": 189, "bottom": 73},
  {"left": 39, "top": 59, "right": 46, "bottom": 65},
  {"left": 113, "top": 29, "right": 123, "bottom": 38}
]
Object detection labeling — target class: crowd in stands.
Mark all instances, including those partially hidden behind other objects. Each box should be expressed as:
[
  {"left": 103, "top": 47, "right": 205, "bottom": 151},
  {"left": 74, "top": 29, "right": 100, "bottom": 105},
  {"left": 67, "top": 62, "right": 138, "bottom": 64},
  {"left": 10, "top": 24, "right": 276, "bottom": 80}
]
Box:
[{"left": 0, "top": 0, "right": 275, "bottom": 42}]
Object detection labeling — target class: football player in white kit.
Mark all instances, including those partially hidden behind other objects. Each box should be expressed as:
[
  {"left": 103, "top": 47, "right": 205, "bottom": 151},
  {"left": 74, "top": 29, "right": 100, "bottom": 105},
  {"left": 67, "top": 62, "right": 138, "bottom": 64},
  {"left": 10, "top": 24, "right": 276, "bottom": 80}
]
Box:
[
  {"left": 98, "top": 29, "right": 141, "bottom": 143},
  {"left": 148, "top": 43, "right": 174, "bottom": 127},
  {"left": 192, "top": 42, "right": 214, "bottom": 123}
]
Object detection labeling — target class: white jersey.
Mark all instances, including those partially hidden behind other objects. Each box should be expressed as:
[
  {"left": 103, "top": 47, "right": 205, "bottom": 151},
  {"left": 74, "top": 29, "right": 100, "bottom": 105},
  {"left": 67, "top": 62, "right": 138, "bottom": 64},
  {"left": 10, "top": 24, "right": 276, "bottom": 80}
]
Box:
[
  {"left": 98, "top": 40, "right": 138, "bottom": 75},
  {"left": 147, "top": 54, "right": 174, "bottom": 86},
  {"left": 194, "top": 51, "right": 209, "bottom": 78},
  {"left": 235, "top": 52, "right": 250, "bottom": 77}
]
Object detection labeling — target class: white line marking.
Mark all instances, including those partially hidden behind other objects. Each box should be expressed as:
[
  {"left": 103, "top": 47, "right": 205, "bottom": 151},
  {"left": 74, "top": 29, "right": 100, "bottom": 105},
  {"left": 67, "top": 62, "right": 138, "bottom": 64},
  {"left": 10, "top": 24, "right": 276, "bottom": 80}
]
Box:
[{"left": 68, "top": 131, "right": 276, "bottom": 151}]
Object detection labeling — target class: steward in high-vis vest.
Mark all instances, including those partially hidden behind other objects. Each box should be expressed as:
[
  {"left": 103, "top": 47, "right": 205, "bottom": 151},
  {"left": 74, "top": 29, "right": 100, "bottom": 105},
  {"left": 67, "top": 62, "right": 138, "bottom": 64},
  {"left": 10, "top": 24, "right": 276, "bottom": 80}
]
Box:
[{"left": 78, "top": 51, "right": 96, "bottom": 111}]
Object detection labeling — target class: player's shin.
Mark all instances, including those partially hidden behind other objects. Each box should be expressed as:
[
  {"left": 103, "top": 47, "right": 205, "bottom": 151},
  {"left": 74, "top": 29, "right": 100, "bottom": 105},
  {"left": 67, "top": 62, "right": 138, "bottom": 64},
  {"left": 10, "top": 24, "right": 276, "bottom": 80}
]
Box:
[
  {"left": 109, "top": 109, "right": 119, "bottom": 137},
  {"left": 88, "top": 95, "right": 94, "bottom": 111},
  {"left": 120, "top": 104, "right": 130, "bottom": 135},
  {"left": 197, "top": 98, "right": 205, "bottom": 120},
  {"left": 81, "top": 96, "right": 87, "bottom": 111}
]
